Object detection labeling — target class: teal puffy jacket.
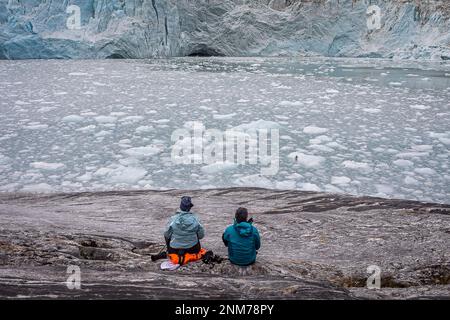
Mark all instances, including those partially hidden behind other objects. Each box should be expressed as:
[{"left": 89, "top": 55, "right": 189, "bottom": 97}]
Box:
[
  {"left": 164, "top": 211, "right": 205, "bottom": 249},
  {"left": 222, "top": 220, "right": 261, "bottom": 266}
]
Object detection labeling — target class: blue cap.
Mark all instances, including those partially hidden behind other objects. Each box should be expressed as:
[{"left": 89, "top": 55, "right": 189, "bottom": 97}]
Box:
[{"left": 180, "top": 196, "right": 194, "bottom": 212}]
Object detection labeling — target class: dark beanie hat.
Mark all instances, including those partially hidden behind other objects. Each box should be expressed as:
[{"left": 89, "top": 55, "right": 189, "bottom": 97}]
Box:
[
  {"left": 180, "top": 196, "right": 194, "bottom": 212},
  {"left": 235, "top": 207, "right": 248, "bottom": 223}
]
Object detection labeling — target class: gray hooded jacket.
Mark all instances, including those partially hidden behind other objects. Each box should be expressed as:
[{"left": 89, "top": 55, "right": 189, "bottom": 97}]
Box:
[{"left": 164, "top": 211, "right": 205, "bottom": 249}]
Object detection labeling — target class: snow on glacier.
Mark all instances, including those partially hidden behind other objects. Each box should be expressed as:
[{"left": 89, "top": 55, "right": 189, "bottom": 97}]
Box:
[{"left": 0, "top": 57, "right": 449, "bottom": 204}]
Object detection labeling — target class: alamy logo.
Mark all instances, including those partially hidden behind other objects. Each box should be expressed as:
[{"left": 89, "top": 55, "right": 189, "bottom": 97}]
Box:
[
  {"left": 367, "top": 5, "right": 382, "bottom": 31},
  {"left": 171, "top": 122, "right": 279, "bottom": 175},
  {"left": 366, "top": 265, "right": 381, "bottom": 289},
  {"left": 66, "top": 5, "right": 81, "bottom": 30},
  {"left": 66, "top": 265, "right": 81, "bottom": 290}
]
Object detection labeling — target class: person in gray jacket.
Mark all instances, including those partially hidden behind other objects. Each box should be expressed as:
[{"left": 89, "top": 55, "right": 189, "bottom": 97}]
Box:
[{"left": 163, "top": 196, "right": 205, "bottom": 264}]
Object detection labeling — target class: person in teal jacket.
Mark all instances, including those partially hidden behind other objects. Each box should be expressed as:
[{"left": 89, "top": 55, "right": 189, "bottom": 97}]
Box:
[
  {"left": 222, "top": 207, "right": 261, "bottom": 266},
  {"left": 164, "top": 196, "right": 205, "bottom": 253}
]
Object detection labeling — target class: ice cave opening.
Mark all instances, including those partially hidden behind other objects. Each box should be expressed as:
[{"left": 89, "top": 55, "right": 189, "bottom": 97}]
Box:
[
  {"left": 106, "top": 53, "right": 127, "bottom": 59},
  {"left": 187, "top": 45, "right": 223, "bottom": 57}
]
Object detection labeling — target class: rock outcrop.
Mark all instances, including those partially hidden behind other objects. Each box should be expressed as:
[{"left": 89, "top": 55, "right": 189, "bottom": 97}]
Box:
[
  {"left": 0, "top": 0, "right": 449, "bottom": 60},
  {"left": 0, "top": 188, "right": 449, "bottom": 299}
]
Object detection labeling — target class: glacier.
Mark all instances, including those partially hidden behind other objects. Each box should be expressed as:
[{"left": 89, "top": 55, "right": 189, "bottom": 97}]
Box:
[{"left": 0, "top": 0, "right": 450, "bottom": 60}]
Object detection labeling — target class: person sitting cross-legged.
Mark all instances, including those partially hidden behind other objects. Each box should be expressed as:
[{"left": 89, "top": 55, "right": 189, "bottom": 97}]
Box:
[
  {"left": 163, "top": 196, "right": 207, "bottom": 266},
  {"left": 222, "top": 207, "right": 261, "bottom": 266}
]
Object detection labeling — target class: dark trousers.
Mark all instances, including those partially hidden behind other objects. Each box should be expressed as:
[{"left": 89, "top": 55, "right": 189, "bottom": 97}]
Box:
[{"left": 165, "top": 237, "right": 201, "bottom": 255}]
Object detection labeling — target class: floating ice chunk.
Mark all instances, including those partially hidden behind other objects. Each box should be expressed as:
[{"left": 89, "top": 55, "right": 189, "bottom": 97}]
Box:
[
  {"left": 428, "top": 131, "right": 450, "bottom": 145},
  {"left": 428, "top": 132, "right": 450, "bottom": 141},
  {"left": 119, "top": 116, "right": 144, "bottom": 123},
  {"left": 0, "top": 183, "right": 19, "bottom": 192},
  {"left": 22, "top": 183, "right": 53, "bottom": 193},
  {"left": 375, "top": 184, "right": 394, "bottom": 195},
  {"left": 393, "top": 159, "right": 414, "bottom": 167},
  {"left": 135, "top": 126, "right": 154, "bottom": 133},
  {"left": 201, "top": 161, "right": 238, "bottom": 174},
  {"left": 30, "top": 162, "right": 65, "bottom": 171},
  {"left": 281, "top": 135, "right": 293, "bottom": 141},
  {"left": 234, "top": 174, "right": 273, "bottom": 189},
  {"left": 62, "top": 115, "right": 84, "bottom": 123},
  {"left": 95, "top": 130, "right": 111, "bottom": 137},
  {"left": 118, "top": 139, "right": 132, "bottom": 147},
  {"left": 308, "top": 144, "right": 334, "bottom": 153},
  {"left": 68, "top": 72, "right": 89, "bottom": 76},
  {"left": 303, "top": 126, "right": 328, "bottom": 135},
  {"left": 309, "top": 135, "right": 332, "bottom": 144},
  {"left": 107, "top": 166, "right": 148, "bottom": 184},
  {"left": 154, "top": 119, "right": 170, "bottom": 124},
  {"left": 110, "top": 112, "right": 127, "bottom": 117},
  {"left": 414, "top": 168, "right": 436, "bottom": 176},
  {"left": 80, "top": 111, "right": 97, "bottom": 116},
  {"left": 327, "top": 141, "right": 347, "bottom": 149},
  {"left": 76, "top": 125, "right": 96, "bottom": 132},
  {"left": 289, "top": 152, "right": 325, "bottom": 168},
  {"left": 438, "top": 137, "right": 450, "bottom": 145},
  {"left": 95, "top": 116, "right": 117, "bottom": 124},
  {"left": 122, "top": 145, "right": 163, "bottom": 158},
  {"left": 278, "top": 101, "right": 303, "bottom": 107},
  {"left": 37, "top": 106, "right": 57, "bottom": 113},
  {"left": 0, "top": 164, "right": 10, "bottom": 174},
  {"left": 363, "top": 108, "right": 381, "bottom": 113},
  {"left": 15, "top": 100, "right": 30, "bottom": 105},
  {"left": 297, "top": 182, "right": 321, "bottom": 192},
  {"left": 324, "top": 184, "right": 344, "bottom": 193},
  {"left": 213, "top": 113, "right": 236, "bottom": 120},
  {"left": 341, "top": 160, "right": 371, "bottom": 171},
  {"left": 404, "top": 176, "right": 419, "bottom": 185},
  {"left": 232, "top": 120, "right": 280, "bottom": 132},
  {"left": 410, "top": 104, "right": 431, "bottom": 110},
  {"left": 411, "top": 145, "right": 433, "bottom": 152},
  {"left": 331, "top": 176, "right": 351, "bottom": 185},
  {"left": 93, "top": 82, "right": 106, "bottom": 86},
  {"left": 119, "top": 157, "right": 142, "bottom": 166},
  {"left": 275, "top": 180, "right": 296, "bottom": 190},
  {"left": 0, "top": 154, "right": 10, "bottom": 165},
  {"left": 93, "top": 167, "right": 113, "bottom": 177},
  {"left": 24, "top": 123, "right": 48, "bottom": 130},
  {"left": 285, "top": 172, "right": 303, "bottom": 180},
  {"left": 138, "top": 180, "right": 155, "bottom": 189},
  {"left": 76, "top": 173, "right": 92, "bottom": 182},
  {"left": 183, "top": 121, "right": 205, "bottom": 130},
  {"left": 395, "top": 151, "right": 429, "bottom": 158},
  {"left": 61, "top": 181, "right": 84, "bottom": 189}
]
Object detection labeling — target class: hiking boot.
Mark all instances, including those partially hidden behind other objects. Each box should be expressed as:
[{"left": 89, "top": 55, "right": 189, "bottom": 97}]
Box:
[{"left": 151, "top": 251, "right": 167, "bottom": 262}]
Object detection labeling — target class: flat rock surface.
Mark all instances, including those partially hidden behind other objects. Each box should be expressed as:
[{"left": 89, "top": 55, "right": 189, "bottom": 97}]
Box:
[{"left": 0, "top": 188, "right": 449, "bottom": 299}]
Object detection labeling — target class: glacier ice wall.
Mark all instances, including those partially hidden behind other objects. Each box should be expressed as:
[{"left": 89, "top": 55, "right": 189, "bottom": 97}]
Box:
[{"left": 0, "top": 0, "right": 449, "bottom": 60}]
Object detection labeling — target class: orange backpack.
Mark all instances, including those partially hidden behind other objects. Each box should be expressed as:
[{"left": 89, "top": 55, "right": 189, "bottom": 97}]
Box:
[{"left": 168, "top": 248, "right": 208, "bottom": 265}]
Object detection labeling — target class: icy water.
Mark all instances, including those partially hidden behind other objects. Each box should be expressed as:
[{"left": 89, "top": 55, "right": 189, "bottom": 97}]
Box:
[{"left": 0, "top": 57, "right": 449, "bottom": 203}]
